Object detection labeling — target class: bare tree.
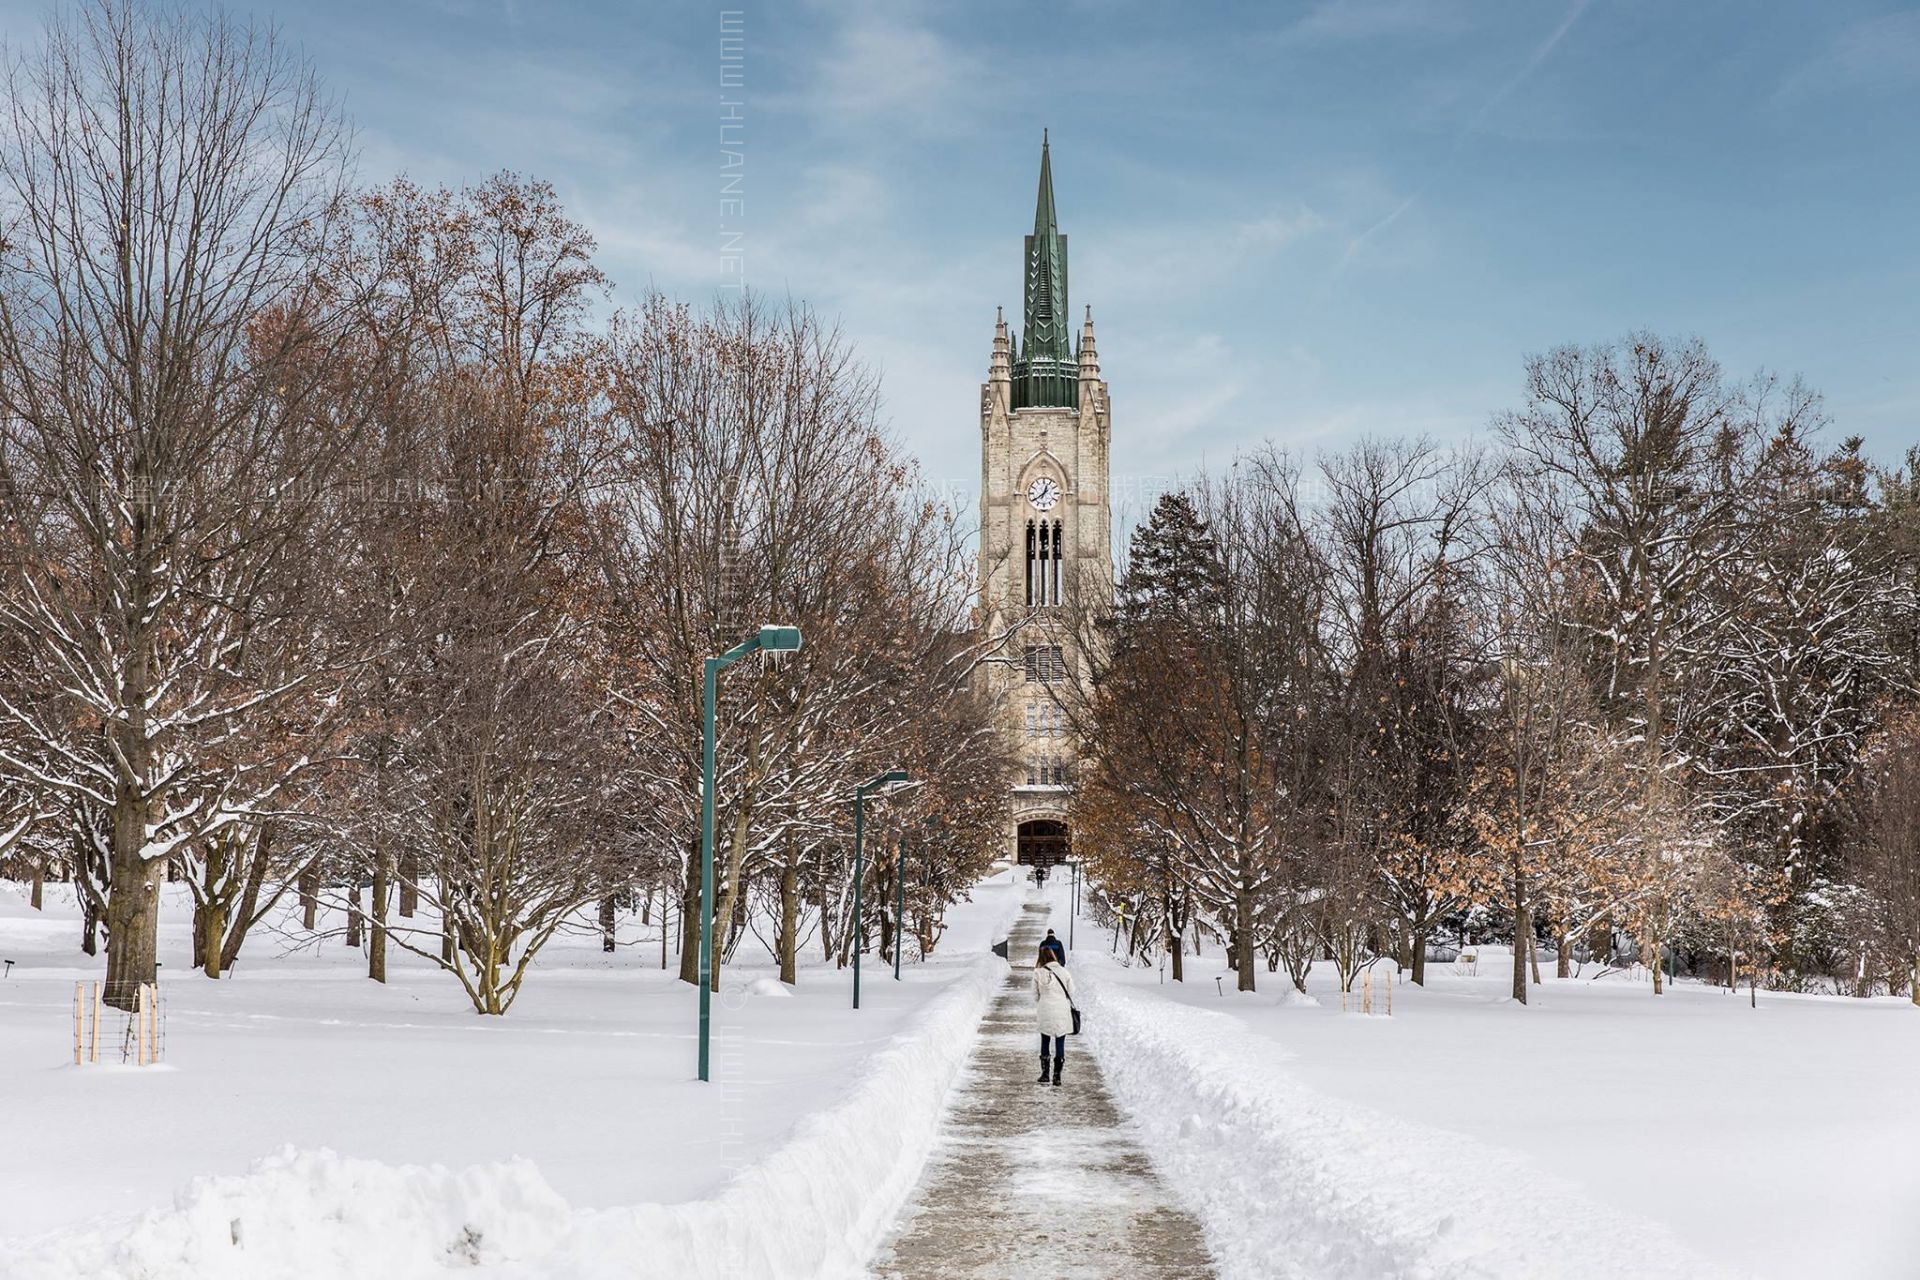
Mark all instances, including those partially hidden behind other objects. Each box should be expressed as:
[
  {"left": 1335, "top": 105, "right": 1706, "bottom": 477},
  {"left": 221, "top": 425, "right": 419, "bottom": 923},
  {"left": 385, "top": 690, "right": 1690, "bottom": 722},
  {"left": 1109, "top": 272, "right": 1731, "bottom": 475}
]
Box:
[
  {"left": 594, "top": 291, "right": 1009, "bottom": 990},
  {"left": 1848, "top": 708, "right": 1920, "bottom": 1003},
  {"left": 1315, "top": 438, "right": 1489, "bottom": 985},
  {"left": 0, "top": 0, "right": 352, "bottom": 1007}
]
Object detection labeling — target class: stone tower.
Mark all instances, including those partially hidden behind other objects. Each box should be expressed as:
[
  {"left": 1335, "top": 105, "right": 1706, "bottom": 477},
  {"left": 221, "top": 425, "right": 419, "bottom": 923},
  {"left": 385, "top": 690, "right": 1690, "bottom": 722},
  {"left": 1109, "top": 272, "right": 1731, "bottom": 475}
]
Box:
[{"left": 978, "top": 134, "right": 1114, "bottom": 868}]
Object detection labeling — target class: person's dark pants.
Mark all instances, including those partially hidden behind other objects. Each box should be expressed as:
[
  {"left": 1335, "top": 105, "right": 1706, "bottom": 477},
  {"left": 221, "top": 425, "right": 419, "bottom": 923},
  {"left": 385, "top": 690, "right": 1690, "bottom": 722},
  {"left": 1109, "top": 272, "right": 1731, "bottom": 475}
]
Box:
[{"left": 1040, "top": 1034, "right": 1066, "bottom": 1065}]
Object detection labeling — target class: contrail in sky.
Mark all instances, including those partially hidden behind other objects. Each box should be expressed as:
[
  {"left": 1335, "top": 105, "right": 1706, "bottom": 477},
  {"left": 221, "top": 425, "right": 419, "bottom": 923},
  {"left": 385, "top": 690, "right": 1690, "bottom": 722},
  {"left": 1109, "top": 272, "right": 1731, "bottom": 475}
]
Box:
[{"left": 1336, "top": 0, "right": 1593, "bottom": 273}]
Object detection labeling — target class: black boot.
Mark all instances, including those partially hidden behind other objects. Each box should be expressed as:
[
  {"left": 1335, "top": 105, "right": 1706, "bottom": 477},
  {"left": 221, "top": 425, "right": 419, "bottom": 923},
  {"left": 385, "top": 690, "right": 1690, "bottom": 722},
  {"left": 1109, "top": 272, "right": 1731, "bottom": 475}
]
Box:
[
  {"left": 1051, "top": 1059, "right": 1063, "bottom": 1086},
  {"left": 1037, "top": 1054, "right": 1052, "bottom": 1084}
]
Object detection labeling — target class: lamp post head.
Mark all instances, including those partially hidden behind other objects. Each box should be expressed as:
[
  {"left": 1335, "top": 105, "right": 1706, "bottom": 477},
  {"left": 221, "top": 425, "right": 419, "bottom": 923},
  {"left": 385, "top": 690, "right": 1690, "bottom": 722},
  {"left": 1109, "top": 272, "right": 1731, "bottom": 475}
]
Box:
[
  {"left": 856, "top": 768, "right": 910, "bottom": 802},
  {"left": 758, "top": 625, "right": 802, "bottom": 652}
]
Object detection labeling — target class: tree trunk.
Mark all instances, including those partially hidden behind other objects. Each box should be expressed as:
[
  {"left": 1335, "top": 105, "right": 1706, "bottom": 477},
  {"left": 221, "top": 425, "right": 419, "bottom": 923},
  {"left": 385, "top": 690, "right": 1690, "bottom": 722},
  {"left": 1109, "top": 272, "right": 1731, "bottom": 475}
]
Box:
[
  {"left": 818, "top": 874, "right": 834, "bottom": 962},
  {"left": 1650, "top": 936, "right": 1664, "bottom": 995},
  {"left": 29, "top": 861, "right": 43, "bottom": 910},
  {"left": 725, "top": 887, "right": 749, "bottom": 955},
  {"left": 1168, "top": 923, "right": 1184, "bottom": 982},
  {"left": 201, "top": 898, "right": 227, "bottom": 979},
  {"left": 80, "top": 894, "right": 99, "bottom": 956},
  {"left": 1556, "top": 929, "right": 1571, "bottom": 978},
  {"left": 599, "top": 896, "right": 617, "bottom": 953},
  {"left": 299, "top": 864, "right": 319, "bottom": 931},
  {"left": 102, "top": 795, "right": 161, "bottom": 1011},
  {"left": 219, "top": 824, "right": 274, "bottom": 974},
  {"left": 1911, "top": 954, "right": 1919, "bottom": 1007},
  {"left": 1529, "top": 933, "right": 1543, "bottom": 985},
  {"left": 369, "top": 855, "right": 389, "bottom": 982},
  {"left": 677, "top": 858, "right": 701, "bottom": 986},
  {"left": 398, "top": 852, "right": 417, "bottom": 918},
  {"left": 345, "top": 881, "right": 363, "bottom": 949},
  {"left": 1512, "top": 882, "right": 1529, "bottom": 1004},
  {"left": 1411, "top": 929, "right": 1428, "bottom": 986},
  {"left": 778, "top": 864, "right": 799, "bottom": 986},
  {"left": 710, "top": 803, "right": 753, "bottom": 992},
  {"left": 1234, "top": 893, "right": 1256, "bottom": 992}
]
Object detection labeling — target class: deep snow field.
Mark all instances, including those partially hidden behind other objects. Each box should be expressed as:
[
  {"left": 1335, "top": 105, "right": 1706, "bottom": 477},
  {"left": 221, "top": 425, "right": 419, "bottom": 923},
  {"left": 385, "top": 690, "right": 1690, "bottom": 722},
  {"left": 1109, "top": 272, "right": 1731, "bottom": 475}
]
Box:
[
  {"left": 1055, "top": 880, "right": 1920, "bottom": 1280},
  {"left": 6, "top": 869, "right": 1918, "bottom": 1280},
  {"left": 0, "top": 874, "right": 1026, "bottom": 1279}
]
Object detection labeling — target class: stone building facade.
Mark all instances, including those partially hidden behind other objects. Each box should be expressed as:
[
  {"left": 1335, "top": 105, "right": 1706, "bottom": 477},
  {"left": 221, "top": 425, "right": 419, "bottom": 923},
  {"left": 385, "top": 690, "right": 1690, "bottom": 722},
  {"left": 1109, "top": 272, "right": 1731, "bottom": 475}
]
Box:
[{"left": 977, "top": 135, "right": 1115, "bottom": 867}]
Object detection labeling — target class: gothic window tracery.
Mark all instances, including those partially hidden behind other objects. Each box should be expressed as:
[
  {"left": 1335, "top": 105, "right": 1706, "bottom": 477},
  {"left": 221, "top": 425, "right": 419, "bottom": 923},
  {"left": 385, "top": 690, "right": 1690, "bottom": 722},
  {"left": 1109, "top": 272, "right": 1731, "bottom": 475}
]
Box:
[{"left": 1025, "top": 517, "right": 1063, "bottom": 607}]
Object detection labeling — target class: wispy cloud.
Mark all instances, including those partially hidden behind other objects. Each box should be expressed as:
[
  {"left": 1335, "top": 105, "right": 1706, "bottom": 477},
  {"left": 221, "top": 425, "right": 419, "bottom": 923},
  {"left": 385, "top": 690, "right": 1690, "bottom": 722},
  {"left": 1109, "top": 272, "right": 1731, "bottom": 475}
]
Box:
[
  {"left": 1337, "top": 193, "right": 1416, "bottom": 270},
  {"left": 795, "top": 11, "right": 997, "bottom": 138},
  {"left": 1777, "top": 11, "right": 1920, "bottom": 103},
  {"left": 1459, "top": 0, "right": 1592, "bottom": 139},
  {"left": 1276, "top": 0, "right": 1470, "bottom": 46},
  {"left": 224, "top": 0, "right": 1920, "bottom": 478},
  {"left": 1333, "top": 0, "right": 1589, "bottom": 275},
  {"left": 1080, "top": 204, "right": 1332, "bottom": 311}
]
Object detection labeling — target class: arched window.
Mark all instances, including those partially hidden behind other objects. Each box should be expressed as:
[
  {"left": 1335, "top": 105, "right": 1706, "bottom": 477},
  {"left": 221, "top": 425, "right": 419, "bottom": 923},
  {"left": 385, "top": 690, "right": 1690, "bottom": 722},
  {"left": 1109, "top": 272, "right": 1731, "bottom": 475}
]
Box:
[
  {"left": 1026, "top": 516, "right": 1063, "bottom": 607},
  {"left": 1049, "top": 520, "right": 1063, "bottom": 604}
]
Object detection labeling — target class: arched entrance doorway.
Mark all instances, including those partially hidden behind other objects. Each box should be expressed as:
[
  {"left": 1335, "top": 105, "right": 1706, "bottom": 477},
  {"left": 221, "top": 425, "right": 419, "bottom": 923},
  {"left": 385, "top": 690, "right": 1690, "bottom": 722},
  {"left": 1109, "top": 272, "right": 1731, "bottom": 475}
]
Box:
[{"left": 1016, "top": 819, "right": 1069, "bottom": 868}]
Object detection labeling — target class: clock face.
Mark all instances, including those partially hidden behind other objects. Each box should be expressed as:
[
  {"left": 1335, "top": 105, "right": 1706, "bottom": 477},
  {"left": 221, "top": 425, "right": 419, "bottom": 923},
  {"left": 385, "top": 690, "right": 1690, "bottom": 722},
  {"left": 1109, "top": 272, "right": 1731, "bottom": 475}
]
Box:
[{"left": 1027, "top": 477, "right": 1061, "bottom": 511}]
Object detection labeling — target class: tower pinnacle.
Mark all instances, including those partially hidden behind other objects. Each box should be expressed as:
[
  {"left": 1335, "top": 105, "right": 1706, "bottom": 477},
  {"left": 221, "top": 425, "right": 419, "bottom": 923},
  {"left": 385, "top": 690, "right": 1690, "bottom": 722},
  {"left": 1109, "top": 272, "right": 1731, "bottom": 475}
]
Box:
[{"left": 1014, "top": 132, "right": 1076, "bottom": 409}]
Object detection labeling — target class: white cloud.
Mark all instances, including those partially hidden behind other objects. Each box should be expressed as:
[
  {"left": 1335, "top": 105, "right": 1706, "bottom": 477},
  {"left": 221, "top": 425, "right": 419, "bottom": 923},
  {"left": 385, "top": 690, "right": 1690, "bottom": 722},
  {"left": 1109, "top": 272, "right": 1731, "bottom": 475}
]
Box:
[
  {"left": 1077, "top": 203, "right": 1334, "bottom": 312},
  {"left": 786, "top": 8, "right": 1002, "bottom": 140}
]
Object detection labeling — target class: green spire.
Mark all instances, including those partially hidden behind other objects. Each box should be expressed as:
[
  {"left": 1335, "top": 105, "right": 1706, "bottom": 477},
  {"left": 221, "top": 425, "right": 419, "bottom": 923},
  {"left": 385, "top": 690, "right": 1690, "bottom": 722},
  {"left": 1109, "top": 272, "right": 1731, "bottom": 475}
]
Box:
[{"left": 1014, "top": 130, "right": 1077, "bottom": 409}]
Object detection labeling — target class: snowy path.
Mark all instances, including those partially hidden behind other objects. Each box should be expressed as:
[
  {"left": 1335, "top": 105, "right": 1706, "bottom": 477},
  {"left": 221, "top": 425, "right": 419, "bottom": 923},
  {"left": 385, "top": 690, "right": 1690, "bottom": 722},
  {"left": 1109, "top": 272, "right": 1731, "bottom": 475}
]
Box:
[{"left": 872, "top": 901, "right": 1214, "bottom": 1279}]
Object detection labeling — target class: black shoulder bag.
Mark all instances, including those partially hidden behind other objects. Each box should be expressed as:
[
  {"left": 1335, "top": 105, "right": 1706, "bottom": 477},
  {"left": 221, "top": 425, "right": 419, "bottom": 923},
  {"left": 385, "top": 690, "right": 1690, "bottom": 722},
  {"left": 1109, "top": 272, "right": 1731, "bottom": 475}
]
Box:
[{"left": 1048, "top": 966, "right": 1083, "bottom": 1035}]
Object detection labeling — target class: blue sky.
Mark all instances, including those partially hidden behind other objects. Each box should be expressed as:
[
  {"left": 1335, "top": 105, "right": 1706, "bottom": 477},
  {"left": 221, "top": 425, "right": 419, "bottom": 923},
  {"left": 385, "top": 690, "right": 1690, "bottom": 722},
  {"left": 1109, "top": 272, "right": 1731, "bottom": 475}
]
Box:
[{"left": 16, "top": 0, "right": 1920, "bottom": 517}]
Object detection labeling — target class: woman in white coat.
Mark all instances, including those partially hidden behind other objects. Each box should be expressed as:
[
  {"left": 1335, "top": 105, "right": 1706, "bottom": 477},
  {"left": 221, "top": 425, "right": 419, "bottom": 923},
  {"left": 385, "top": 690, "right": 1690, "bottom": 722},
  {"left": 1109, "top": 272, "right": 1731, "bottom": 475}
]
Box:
[{"left": 1033, "top": 946, "right": 1076, "bottom": 1086}]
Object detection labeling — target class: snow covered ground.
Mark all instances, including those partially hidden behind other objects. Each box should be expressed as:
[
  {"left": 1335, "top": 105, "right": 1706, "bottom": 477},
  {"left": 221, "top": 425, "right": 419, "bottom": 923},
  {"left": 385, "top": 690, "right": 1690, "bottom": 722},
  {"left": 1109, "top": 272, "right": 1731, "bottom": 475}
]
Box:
[
  {"left": 11, "top": 869, "right": 1916, "bottom": 1280},
  {"left": 1057, "top": 882, "right": 1920, "bottom": 1280},
  {"left": 0, "top": 873, "right": 1025, "bottom": 1279}
]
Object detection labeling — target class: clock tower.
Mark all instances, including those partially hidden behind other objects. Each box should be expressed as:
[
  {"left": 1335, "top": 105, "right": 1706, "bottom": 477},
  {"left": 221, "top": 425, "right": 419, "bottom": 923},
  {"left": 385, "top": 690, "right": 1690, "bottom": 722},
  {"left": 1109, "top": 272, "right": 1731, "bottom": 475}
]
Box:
[{"left": 978, "top": 133, "right": 1115, "bottom": 868}]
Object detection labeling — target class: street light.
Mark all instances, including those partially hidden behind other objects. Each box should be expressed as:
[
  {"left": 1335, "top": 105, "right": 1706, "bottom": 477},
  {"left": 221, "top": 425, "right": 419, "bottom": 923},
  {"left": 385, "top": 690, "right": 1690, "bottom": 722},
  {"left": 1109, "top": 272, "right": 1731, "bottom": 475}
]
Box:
[
  {"left": 894, "top": 835, "right": 907, "bottom": 981},
  {"left": 852, "top": 768, "right": 908, "bottom": 1009},
  {"left": 1069, "top": 858, "right": 1079, "bottom": 951},
  {"left": 698, "top": 624, "right": 803, "bottom": 1083}
]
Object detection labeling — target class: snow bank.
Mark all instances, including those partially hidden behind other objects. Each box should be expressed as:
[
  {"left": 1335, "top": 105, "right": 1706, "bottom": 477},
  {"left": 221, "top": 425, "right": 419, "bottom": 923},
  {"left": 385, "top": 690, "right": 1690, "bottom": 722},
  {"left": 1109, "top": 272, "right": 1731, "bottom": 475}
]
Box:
[
  {"left": 1, "top": 1148, "right": 571, "bottom": 1280},
  {"left": 3, "top": 890, "right": 1023, "bottom": 1280},
  {"left": 1085, "top": 978, "right": 1743, "bottom": 1280},
  {"left": 556, "top": 926, "right": 1014, "bottom": 1279}
]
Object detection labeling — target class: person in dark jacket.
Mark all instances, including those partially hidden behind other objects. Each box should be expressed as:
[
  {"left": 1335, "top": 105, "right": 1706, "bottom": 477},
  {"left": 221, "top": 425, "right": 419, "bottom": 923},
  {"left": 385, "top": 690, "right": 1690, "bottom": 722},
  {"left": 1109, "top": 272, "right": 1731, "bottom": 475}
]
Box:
[{"left": 1040, "top": 929, "right": 1067, "bottom": 967}]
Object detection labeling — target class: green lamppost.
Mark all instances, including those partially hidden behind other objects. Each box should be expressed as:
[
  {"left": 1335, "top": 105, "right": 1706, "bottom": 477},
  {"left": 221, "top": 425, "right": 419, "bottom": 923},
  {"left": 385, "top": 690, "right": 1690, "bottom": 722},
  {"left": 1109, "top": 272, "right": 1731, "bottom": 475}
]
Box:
[
  {"left": 894, "top": 835, "right": 907, "bottom": 981},
  {"left": 698, "top": 624, "right": 802, "bottom": 1083},
  {"left": 1069, "top": 858, "right": 1079, "bottom": 951},
  {"left": 852, "top": 768, "right": 908, "bottom": 1009}
]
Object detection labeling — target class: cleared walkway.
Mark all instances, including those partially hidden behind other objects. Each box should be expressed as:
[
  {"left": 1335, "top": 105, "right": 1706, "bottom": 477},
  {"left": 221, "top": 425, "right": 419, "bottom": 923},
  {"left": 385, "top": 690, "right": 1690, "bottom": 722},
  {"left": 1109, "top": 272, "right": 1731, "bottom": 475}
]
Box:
[{"left": 874, "top": 900, "right": 1215, "bottom": 1279}]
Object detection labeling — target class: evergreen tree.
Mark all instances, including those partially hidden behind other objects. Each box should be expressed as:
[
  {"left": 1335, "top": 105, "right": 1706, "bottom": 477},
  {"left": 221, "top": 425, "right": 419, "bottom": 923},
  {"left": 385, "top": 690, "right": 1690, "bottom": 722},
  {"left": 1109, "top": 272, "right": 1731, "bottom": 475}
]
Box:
[
  {"left": 1121, "top": 491, "right": 1225, "bottom": 621},
  {"left": 1697, "top": 422, "right": 1899, "bottom": 904}
]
